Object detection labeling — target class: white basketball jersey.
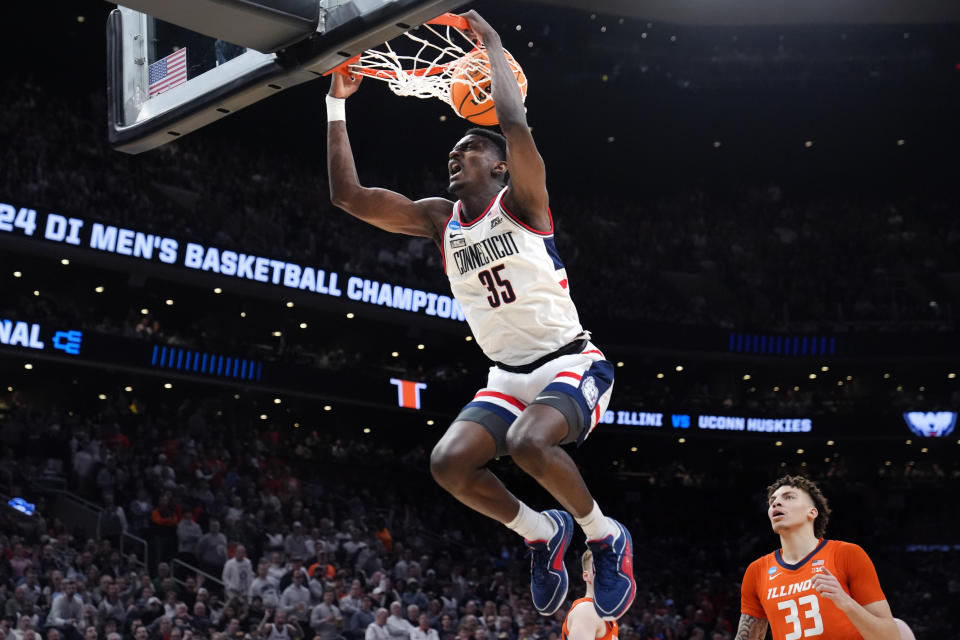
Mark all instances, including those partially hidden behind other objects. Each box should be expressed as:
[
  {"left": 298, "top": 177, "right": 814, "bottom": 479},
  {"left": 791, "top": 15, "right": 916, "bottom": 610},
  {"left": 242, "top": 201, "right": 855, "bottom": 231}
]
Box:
[{"left": 442, "top": 188, "right": 584, "bottom": 366}]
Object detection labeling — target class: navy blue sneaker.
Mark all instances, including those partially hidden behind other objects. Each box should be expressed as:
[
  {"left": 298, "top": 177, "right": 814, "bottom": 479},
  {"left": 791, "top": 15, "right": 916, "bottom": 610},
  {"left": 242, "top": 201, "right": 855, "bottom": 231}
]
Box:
[
  {"left": 587, "top": 518, "right": 636, "bottom": 620},
  {"left": 525, "top": 509, "right": 573, "bottom": 616}
]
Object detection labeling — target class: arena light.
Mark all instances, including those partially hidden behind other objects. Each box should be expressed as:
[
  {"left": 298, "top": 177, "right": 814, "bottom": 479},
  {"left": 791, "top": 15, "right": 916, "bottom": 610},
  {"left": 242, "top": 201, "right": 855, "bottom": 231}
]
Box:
[
  {"left": 675, "top": 365, "right": 683, "bottom": 372},
  {"left": 617, "top": 361, "right": 624, "bottom": 367},
  {"left": 124, "top": 386, "right": 133, "bottom": 392},
  {"left": 809, "top": 373, "right": 817, "bottom": 379},
  {"left": 656, "top": 373, "right": 664, "bottom": 379},
  {"left": 165, "top": 299, "right": 174, "bottom": 306},
  {"left": 775, "top": 441, "right": 782, "bottom": 447},
  {"left": 95, "top": 286, "right": 104, "bottom": 293},
  {"left": 949, "top": 373, "right": 956, "bottom": 379},
  {"left": 24, "top": 364, "right": 34, "bottom": 370},
  {"left": 141, "top": 308, "right": 149, "bottom": 315},
  {"left": 213, "top": 287, "right": 222, "bottom": 294},
  {"left": 742, "top": 374, "right": 751, "bottom": 380},
  {"left": 259, "top": 414, "right": 267, "bottom": 420},
  {"left": 164, "top": 383, "right": 173, "bottom": 389},
  {"left": 465, "top": 336, "right": 472, "bottom": 341},
  {"left": 820, "top": 365, "right": 829, "bottom": 372},
  {"left": 60, "top": 258, "right": 70, "bottom": 265},
  {"left": 33, "top": 290, "right": 39, "bottom": 296},
  {"left": 426, "top": 420, "right": 435, "bottom": 426},
  {"left": 827, "top": 440, "right": 835, "bottom": 446},
  {"left": 299, "top": 322, "right": 307, "bottom": 329},
  {"left": 240, "top": 312, "right": 246, "bottom": 318},
  {"left": 13, "top": 271, "right": 21, "bottom": 278},
  {"left": 391, "top": 352, "right": 399, "bottom": 357},
  {"left": 285, "top": 301, "right": 294, "bottom": 308},
  {"left": 323, "top": 405, "right": 332, "bottom": 411},
  {"left": 98, "top": 393, "right": 107, "bottom": 400},
  {"left": 273, "top": 398, "right": 281, "bottom": 404},
  {"left": 630, "top": 446, "right": 637, "bottom": 452},
  {"left": 346, "top": 313, "right": 355, "bottom": 319},
  {"left": 363, "top": 427, "right": 371, "bottom": 434},
  {"left": 796, "top": 448, "right": 804, "bottom": 454},
  {"left": 678, "top": 437, "right": 686, "bottom": 443},
  {"left": 417, "top": 344, "right": 425, "bottom": 350},
  {"left": 272, "top": 331, "right": 282, "bottom": 337}
]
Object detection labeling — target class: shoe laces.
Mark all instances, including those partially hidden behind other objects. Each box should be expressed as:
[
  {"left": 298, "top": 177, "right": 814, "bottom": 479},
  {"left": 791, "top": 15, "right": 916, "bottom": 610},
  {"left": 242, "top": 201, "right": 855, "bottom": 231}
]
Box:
[
  {"left": 526, "top": 546, "right": 551, "bottom": 589},
  {"left": 591, "top": 543, "right": 619, "bottom": 590}
]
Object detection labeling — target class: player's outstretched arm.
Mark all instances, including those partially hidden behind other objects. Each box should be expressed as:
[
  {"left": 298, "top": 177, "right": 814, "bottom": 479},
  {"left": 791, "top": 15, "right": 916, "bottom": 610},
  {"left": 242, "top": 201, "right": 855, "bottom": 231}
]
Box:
[
  {"left": 733, "top": 614, "right": 768, "bottom": 640},
  {"left": 326, "top": 73, "right": 451, "bottom": 240},
  {"left": 460, "top": 11, "right": 549, "bottom": 230}
]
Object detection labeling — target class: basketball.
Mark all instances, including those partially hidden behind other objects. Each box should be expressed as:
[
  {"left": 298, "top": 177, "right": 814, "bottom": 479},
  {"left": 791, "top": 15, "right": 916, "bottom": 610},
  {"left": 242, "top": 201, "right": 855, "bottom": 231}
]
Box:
[{"left": 448, "top": 48, "right": 527, "bottom": 126}]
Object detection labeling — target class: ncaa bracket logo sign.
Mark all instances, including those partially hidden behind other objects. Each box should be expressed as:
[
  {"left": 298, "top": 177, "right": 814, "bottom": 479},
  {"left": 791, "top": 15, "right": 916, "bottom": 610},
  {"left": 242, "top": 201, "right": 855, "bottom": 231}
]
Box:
[{"left": 903, "top": 411, "right": 958, "bottom": 437}]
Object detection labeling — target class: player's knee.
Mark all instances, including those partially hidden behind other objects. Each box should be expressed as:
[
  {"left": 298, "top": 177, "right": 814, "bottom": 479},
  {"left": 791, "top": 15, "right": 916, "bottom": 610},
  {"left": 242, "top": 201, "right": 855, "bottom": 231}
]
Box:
[
  {"left": 429, "top": 440, "right": 465, "bottom": 493},
  {"left": 505, "top": 423, "right": 548, "bottom": 471}
]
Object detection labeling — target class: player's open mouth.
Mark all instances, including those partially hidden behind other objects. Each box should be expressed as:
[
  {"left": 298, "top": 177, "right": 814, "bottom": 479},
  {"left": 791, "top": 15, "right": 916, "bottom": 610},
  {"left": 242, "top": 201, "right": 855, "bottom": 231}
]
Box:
[
  {"left": 771, "top": 510, "right": 785, "bottom": 518},
  {"left": 449, "top": 162, "right": 462, "bottom": 178}
]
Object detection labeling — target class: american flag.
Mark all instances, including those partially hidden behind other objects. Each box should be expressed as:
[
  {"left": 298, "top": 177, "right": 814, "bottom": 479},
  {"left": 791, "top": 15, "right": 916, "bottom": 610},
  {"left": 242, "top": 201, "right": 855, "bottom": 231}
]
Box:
[{"left": 148, "top": 47, "right": 188, "bottom": 97}]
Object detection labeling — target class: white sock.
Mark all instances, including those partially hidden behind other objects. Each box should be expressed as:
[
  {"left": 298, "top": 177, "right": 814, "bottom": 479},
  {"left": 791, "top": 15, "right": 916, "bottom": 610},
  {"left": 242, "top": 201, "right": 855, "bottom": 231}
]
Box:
[
  {"left": 576, "top": 501, "right": 618, "bottom": 541},
  {"left": 505, "top": 502, "right": 558, "bottom": 541}
]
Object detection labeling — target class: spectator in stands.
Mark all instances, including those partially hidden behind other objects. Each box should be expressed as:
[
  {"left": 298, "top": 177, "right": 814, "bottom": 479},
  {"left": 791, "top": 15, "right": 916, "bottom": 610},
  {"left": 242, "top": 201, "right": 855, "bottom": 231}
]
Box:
[
  {"left": 250, "top": 562, "right": 280, "bottom": 609},
  {"left": 410, "top": 615, "right": 437, "bottom": 640},
  {"left": 365, "top": 609, "right": 390, "bottom": 640},
  {"left": 96, "top": 583, "right": 124, "bottom": 625},
  {"left": 279, "top": 572, "right": 311, "bottom": 619},
  {"left": 400, "top": 583, "right": 427, "bottom": 614},
  {"left": 345, "top": 597, "right": 375, "bottom": 640},
  {"left": 385, "top": 602, "right": 412, "bottom": 640},
  {"left": 338, "top": 582, "right": 364, "bottom": 619},
  {"left": 259, "top": 609, "right": 301, "bottom": 640},
  {"left": 176, "top": 512, "right": 202, "bottom": 567},
  {"left": 46, "top": 580, "right": 83, "bottom": 640},
  {"left": 309, "top": 589, "right": 343, "bottom": 640},
  {"left": 284, "top": 524, "right": 309, "bottom": 564},
  {"left": 194, "top": 521, "right": 227, "bottom": 577},
  {"left": 222, "top": 545, "right": 253, "bottom": 600}
]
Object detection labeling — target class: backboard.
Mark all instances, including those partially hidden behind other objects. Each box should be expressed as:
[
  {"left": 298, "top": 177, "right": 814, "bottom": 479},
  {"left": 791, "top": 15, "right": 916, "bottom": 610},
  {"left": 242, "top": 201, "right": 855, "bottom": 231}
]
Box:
[{"left": 106, "top": 0, "right": 467, "bottom": 154}]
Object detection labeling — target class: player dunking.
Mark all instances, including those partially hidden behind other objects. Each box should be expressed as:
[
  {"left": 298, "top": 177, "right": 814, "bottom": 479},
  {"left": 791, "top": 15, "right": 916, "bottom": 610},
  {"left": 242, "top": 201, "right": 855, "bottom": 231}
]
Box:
[
  {"left": 324, "top": 10, "right": 635, "bottom": 621},
  {"left": 562, "top": 551, "right": 619, "bottom": 640},
  {"left": 736, "top": 475, "right": 915, "bottom": 640}
]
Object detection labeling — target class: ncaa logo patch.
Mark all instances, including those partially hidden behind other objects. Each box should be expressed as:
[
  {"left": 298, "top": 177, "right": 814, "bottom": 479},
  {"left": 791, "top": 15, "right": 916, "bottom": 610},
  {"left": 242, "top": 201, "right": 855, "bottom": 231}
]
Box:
[
  {"left": 581, "top": 375, "right": 599, "bottom": 410},
  {"left": 448, "top": 220, "right": 461, "bottom": 231}
]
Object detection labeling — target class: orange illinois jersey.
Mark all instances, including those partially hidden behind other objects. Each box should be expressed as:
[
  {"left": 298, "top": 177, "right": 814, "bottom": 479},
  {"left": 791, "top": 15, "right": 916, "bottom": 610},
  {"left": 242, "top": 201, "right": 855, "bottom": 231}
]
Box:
[
  {"left": 562, "top": 598, "right": 618, "bottom": 640},
  {"left": 740, "top": 539, "right": 887, "bottom": 640}
]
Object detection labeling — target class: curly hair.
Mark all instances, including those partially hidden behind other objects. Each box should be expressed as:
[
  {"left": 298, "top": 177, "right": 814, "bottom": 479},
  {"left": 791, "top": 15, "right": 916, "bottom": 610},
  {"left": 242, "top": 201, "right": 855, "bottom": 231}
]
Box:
[{"left": 767, "top": 475, "right": 832, "bottom": 538}]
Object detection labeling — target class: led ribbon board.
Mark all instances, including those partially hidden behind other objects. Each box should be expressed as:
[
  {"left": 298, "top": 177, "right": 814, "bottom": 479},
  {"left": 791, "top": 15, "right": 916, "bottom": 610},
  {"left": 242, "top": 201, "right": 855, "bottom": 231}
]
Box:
[{"left": 0, "top": 201, "right": 465, "bottom": 322}]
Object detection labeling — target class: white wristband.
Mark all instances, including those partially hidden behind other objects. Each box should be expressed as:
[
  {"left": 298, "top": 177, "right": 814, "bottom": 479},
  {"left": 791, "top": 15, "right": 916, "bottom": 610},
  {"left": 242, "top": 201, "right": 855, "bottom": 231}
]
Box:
[{"left": 326, "top": 95, "right": 346, "bottom": 123}]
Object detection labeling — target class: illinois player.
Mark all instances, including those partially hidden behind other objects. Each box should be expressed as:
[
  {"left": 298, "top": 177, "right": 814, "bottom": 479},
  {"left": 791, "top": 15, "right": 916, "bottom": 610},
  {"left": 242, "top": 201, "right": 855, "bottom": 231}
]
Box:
[
  {"left": 562, "top": 550, "right": 618, "bottom": 640},
  {"left": 736, "top": 475, "right": 915, "bottom": 640}
]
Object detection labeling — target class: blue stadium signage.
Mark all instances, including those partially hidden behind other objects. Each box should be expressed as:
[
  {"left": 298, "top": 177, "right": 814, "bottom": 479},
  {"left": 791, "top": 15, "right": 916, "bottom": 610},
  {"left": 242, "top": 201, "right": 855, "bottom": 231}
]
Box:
[
  {"left": 0, "top": 318, "right": 83, "bottom": 356},
  {"left": 0, "top": 201, "right": 466, "bottom": 322},
  {"left": 599, "top": 409, "right": 812, "bottom": 433},
  {"left": 903, "top": 411, "right": 957, "bottom": 437}
]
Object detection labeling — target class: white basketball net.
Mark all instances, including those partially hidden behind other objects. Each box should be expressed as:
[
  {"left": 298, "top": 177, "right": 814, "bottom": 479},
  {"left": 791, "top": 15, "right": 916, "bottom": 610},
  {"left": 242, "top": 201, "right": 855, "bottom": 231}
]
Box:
[{"left": 331, "top": 14, "right": 526, "bottom": 108}]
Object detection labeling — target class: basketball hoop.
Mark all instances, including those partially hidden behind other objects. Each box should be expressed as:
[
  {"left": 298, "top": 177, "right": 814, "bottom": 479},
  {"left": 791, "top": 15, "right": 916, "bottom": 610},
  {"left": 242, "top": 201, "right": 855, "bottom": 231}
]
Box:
[{"left": 326, "top": 13, "right": 527, "bottom": 117}]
